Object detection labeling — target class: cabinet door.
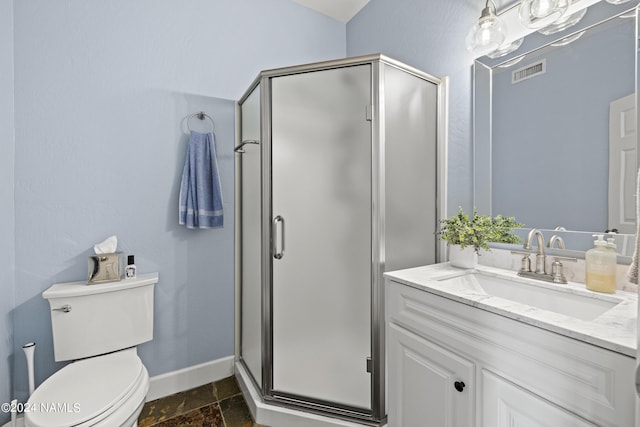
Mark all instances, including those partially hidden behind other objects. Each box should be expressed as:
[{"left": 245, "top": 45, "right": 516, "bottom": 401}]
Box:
[
  {"left": 482, "top": 370, "right": 597, "bottom": 427},
  {"left": 387, "top": 323, "right": 474, "bottom": 427}
]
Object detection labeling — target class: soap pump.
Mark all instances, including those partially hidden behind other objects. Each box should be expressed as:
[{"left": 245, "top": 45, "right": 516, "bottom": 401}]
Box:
[{"left": 585, "top": 234, "right": 616, "bottom": 293}]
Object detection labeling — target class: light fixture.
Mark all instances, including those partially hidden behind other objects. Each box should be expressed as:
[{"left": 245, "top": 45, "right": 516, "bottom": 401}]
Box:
[
  {"left": 497, "top": 56, "right": 525, "bottom": 68},
  {"left": 537, "top": 6, "right": 587, "bottom": 35},
  {"left": 519, "top": 0, "right": 569, "bottom": 29},
  {"left": 465, "top": 0, "right": 506, "bottom": 57},
  {"left": 487, "top": 38, "right": 524, "bottom": 58},
  {"left": 549, "top": 30, "right": 585, "bottom": 46},
  {"left": 605, "top": 0, "right": 633, "bottom": 4}
]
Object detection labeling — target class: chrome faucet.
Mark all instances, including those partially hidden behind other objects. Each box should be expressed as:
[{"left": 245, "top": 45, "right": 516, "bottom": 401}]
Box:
[
  {"left": 547, "top": 234, "right": 565, "bottom": 249},
  {"left": 523, "top": 228, "right": 546, "bottom": 274},
  {"left": 511, "top": 228, "right": 577, "bottom": 284},
  {"left": 547, "top": 226, "right": 566, "bottom": 249}
]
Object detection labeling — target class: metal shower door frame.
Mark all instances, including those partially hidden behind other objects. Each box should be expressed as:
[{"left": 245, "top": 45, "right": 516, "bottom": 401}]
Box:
[
  {"left": 262, "top": 61, "right": 375, "bottom": 422},
  {"left": 236, "top": 54, "right": 447, "bottom": 426}
]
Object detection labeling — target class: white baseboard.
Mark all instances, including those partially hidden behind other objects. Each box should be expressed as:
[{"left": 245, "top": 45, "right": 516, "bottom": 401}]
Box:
[{"left": 146, "top": 355, "right": 235, "bottom": 401}]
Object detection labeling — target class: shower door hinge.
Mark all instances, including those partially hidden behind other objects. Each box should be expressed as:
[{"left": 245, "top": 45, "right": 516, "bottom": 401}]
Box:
[
  {"left": 366, "top": 357, "right": 373, "bottom": 373},
  {"left": 365, "top": 105, "right": 372, "bottom": 121}
]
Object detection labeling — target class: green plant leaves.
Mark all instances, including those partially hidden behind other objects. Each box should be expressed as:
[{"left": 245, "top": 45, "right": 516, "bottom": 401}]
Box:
[{"left": 439, "top": 207, "right": 523, "bottom": 253}]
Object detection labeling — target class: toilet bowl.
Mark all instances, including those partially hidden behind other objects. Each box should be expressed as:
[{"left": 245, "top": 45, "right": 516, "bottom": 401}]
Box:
[
  {"left": 26, "top": 273, "right": 158, "bottom": 427},
  {"left": 24, "top": 348, "right": 148, "bottom": 427}
]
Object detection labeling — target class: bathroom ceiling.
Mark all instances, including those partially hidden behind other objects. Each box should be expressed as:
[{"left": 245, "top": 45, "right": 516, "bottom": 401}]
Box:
[
  {"left": 291, "top": 0, "right": 370, "bottom": 23},
  {"left": 293, "top": 0, "right": 517, "bottom": 23}
]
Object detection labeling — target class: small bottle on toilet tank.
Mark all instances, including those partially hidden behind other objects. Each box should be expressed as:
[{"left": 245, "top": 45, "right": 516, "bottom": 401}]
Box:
[{"left": 125, "top": 255, "right": 137, "bottom": 278}]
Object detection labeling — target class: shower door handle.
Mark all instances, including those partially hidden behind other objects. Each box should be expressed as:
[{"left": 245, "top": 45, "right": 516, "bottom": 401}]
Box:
[
  {"left": 234, "top": 140, "right": 260, "bottom": 153},
  {"left": 273, "top": 215, "right": 285, "bottom": 259}
]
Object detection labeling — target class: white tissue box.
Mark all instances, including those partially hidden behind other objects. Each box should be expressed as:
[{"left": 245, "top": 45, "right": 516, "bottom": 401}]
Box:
[{"left": 88, "top": 252, "right": 123, "bottom": 284}]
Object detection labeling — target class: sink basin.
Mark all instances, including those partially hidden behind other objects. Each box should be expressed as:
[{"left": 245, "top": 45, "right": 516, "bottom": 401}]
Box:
[{"left": 438, "top": 272, "right": 621, "bottom": 321}]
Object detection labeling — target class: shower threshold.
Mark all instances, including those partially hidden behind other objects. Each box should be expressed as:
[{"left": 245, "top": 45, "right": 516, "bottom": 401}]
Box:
[{"left": 235, "top": 362, "right": 387, "bottom": 427}]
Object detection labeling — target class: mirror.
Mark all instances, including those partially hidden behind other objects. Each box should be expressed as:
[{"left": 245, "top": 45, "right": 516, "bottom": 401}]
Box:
[{"left": 474, "top": 2, "right": 638, "bottom": 255}]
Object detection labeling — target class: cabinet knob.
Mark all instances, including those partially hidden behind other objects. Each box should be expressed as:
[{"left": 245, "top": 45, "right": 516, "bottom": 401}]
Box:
[{"left": 454, "top": 381, "right": 465, "bottom": 392}]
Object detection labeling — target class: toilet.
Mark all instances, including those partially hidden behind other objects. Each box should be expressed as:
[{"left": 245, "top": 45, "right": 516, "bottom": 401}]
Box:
[{"left": 25, "top": 273, "right": 158, "bottom": 427}]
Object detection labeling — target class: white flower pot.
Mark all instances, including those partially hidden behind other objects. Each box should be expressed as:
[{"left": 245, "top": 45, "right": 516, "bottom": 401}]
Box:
[{"left": 448, "top": 244, "right": 478, "bottom": 269}]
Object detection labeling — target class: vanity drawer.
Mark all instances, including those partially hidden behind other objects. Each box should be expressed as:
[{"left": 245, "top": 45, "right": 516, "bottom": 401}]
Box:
[{"left": 386, "top": 280, "right": 636, "bottom": 427}]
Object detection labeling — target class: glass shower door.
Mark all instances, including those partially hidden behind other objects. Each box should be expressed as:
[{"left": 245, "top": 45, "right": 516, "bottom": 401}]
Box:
[
  {"left": 270, "top": 64, "right": 373, "bottom": 411},
  {"left": 239, "top": 84, "right": 263, "bottom": 388}
]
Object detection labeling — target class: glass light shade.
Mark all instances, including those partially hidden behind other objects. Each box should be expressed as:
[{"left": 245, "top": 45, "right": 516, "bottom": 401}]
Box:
[
  {"left": 550, "top": 30, "right": 585, "bottom": 46},
  {"left": 497, "top": 56, "right": 525, "bottom": 68},
  {"left": 605, "top": 0, "right": 632, "bottom": 4},
  {"left": 537, "top": 7, "right": 587, "bottom": 35},
  {"left": 519, "top": 0, "right": 569, "bottom": 29},
  {"left": 487, "top": 37, "right": 524, "bottom": 58},
  {"left": 465, "top": 12, "right": 507, "bottom": 57}
]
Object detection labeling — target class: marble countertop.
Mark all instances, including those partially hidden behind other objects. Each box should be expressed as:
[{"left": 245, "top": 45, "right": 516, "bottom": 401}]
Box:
[{"left": 384, "top": 263, "right": 638, "bottom": 357}]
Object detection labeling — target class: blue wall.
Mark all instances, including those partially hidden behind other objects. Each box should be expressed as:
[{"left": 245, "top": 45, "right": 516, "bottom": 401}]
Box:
[
  {"left": 346, "top": 0, "right": 479, "bottom": 215},
  {"left": 9, "top": 0, "right": 345, "bottom": 404},
  {"left": 4, "top": 0, "right": 481, "bottom": 410},
  {"left": 0, "top": 0, "right": 15, "bottom": 421}
]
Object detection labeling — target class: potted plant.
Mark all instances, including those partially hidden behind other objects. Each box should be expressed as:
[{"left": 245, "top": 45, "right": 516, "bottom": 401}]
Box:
[{"left": 440, "top": 207, "right": 523, "bottom": 268}]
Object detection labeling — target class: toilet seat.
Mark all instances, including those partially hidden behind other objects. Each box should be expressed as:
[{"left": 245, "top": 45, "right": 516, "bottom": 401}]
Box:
[{"left": 25, "top": 348, "right": 149, "bottom": 427}]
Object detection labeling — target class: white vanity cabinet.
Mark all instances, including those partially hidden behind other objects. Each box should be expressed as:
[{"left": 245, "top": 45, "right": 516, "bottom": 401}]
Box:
[
  {"left": 481, "top": 370, "right": 595, "bottom": 426},
  {"left": 386, "top": 278, "right": 636, "bottom": 427},
  {"left": 387, "top": 322, "right": 474, "bottom": 426}
]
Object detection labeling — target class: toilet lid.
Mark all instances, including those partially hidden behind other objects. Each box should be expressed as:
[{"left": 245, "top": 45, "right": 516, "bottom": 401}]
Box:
[{"left": 25, "top": 349, "right": 143, "bottom": 427}]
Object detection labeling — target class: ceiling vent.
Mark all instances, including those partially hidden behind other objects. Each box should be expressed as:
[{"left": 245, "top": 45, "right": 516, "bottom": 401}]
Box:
[{"left": 512, "top": 59, "right": 546, "bottom": 84}]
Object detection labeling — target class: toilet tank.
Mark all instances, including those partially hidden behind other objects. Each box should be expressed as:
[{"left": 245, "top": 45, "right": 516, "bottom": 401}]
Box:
[{"left": 43, "top": 273, "right": 158, "bottom": 362}]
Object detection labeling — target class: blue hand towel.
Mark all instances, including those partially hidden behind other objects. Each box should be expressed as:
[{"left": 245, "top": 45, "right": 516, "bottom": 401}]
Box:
[{"left": 179, "top": 131, "right": 224, "bottom": 229}]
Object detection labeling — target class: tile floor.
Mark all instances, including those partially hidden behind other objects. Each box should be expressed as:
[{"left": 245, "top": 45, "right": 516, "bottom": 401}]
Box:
[{"left": 138, "top": 376, "right": 265, "bottom": 427}]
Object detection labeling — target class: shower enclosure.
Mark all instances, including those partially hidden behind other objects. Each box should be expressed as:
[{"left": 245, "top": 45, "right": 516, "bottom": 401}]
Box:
[{"left": 235, "top": 54, "right": 444, "bottom": 425}]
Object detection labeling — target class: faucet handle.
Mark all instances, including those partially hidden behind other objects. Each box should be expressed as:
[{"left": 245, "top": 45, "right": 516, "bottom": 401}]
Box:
[
  {"left": 551, "top": 256, "right": 578, "bottom": 284},
  {"left": 553, "top": 256, "right": 577, "bottom": 263},
  {"left": 511, "top": 250, "right": 532, "bottom": 256},
  {"left": 511, "top": 250, "right": 532, "bottom": 273}
]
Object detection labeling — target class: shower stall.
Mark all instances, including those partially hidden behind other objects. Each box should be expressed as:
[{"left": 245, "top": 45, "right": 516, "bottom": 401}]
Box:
[{"left": 235, "top": 54, "right": 444, "bottom": 425}]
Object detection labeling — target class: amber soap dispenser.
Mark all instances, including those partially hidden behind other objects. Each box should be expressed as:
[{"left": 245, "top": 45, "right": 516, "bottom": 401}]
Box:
[{"left": 585, "top": 235, "right": 616, "bottom": 293}]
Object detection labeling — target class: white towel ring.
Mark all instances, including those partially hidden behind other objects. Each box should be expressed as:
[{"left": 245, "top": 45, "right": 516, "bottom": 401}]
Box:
[{"left": 187, "top": 111, "right": 215, "bottom": 132}]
